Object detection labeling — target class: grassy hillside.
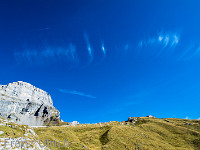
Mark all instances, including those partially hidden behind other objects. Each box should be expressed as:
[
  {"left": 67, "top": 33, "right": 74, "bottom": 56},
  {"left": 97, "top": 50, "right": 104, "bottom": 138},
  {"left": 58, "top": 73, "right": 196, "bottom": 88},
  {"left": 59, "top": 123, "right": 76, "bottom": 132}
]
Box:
[
  {"left": 0, "top": 117, "right": 199, "bottom": 149},
  {"left": 33, "top": 117, "right": 200, "bottom": 150}
]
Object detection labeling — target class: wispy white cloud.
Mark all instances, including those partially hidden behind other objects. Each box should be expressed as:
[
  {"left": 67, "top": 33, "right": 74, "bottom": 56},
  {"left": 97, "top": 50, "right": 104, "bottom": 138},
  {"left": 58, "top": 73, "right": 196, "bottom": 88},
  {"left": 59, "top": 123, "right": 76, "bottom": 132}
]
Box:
[
  {"left": 138, "top": 32, "right": 179, "bottom": 49},
  {"left": 137, "top": 32, "right": 180, "bottom": 58},
  {"left": 171, "top": 35, "right": 179, "bottom": 47},
  {"left": 163, "top": 35, "right": 169, "bottom": 47},
  {"left": 138, "top": 41, "right": 143, "bottom": 49},
  {"left": 68, "top": 44, "right": 76, "bottom": 60},
  {"left": 101, "top": 42, "right": 106, "bottom": 56},
  {"left": 84, "top": 34, "right": 93, "bottom": 62},
  {"left": 124, "top": 44, "right": 129, "bottom": 51},
  {"left": 176, "top": 44, "right": 194, "bottom": 61},
  {"left": 39, "top": 27, "right": 49, "bottom": 31},
  {"left": 58, "top": 89, "right": 96, "bottom": 99},
  {"left": 14, "top": 35, "right": 108, "bottom": 65},
  {"left": 186, "top": 44, "right": 200, "bottom": 60},
  {"left": 14, "top": 44, "right": 78, "bottom": 64},
  {"left": 158, "top": 35, "right": 163, "bottom": 42}
]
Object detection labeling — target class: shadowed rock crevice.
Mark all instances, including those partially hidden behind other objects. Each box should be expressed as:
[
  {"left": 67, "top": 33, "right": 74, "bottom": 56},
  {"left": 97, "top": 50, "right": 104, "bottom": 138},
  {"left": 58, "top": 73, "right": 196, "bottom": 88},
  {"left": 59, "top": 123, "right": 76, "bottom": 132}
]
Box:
[
  {"left": 34, "top": 104, "right": 43, "bottom": 116},
  {"left": 42, "top": 106, "right": 48, "bottom": 117}
]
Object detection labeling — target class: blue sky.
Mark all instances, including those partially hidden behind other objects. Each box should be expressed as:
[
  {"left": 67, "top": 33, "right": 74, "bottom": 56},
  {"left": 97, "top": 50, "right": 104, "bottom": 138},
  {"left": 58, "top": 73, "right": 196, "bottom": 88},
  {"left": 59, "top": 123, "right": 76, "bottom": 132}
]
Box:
[{"left": 1, "top": 0, "right": 200, "bottom": 123}]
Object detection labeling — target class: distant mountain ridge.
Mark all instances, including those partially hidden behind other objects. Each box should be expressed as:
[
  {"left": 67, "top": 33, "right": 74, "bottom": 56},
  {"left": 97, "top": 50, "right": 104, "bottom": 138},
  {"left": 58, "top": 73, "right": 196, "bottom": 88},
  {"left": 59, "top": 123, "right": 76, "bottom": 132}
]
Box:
[{"left": 0, "top": 81, "right": 60, "bottom": 126}]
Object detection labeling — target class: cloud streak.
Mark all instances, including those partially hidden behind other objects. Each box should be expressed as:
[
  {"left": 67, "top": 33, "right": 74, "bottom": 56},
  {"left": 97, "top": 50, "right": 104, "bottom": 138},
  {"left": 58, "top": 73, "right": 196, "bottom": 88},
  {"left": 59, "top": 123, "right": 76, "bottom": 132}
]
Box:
[
  {"left": 138, "top": 32, "right": 179, "bottom": 49},
  {"left": 58, "top": 89, "right": 96, "bottom": 99},
  {"left": 177, "top": 44, "right": 194, "bottom": 61},
  {"left": 137, "top": 31, "right": 180, "bottom": 58},
  {"left": 14, "top": 33, "right": 108, "bottom": 65},
  {"left": 137, "top": 31, "right": 200, "bottom": 61},
  {"left": 101, "top": 42, "right": 106, "bottom": 57},
  {"left": 186, "top": 44, "right": 200, "bottom": 60},
  {"left": 84, "top": 34, "right": 93, "bottom": 62},
  {"left": 14, "top": 44, "right": 78, "bottom": 64}
]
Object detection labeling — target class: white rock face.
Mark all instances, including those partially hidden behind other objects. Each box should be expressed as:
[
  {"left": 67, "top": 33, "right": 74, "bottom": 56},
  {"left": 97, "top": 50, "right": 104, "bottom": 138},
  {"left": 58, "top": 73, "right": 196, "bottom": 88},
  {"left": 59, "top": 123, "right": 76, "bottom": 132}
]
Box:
[
  {"left": 0, "top": 81, "right": 60, "bottom": 126},
  {"left": 0, "top": 81, "right": 53, "bottom": 106}
]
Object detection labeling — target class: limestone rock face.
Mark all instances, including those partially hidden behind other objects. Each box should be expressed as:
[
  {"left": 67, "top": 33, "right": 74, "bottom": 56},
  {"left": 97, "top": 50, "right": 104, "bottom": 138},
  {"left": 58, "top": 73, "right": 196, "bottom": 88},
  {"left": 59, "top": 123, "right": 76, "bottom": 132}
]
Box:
[{"left": 0, "top": 81, "right": 60, "bottom": 126}]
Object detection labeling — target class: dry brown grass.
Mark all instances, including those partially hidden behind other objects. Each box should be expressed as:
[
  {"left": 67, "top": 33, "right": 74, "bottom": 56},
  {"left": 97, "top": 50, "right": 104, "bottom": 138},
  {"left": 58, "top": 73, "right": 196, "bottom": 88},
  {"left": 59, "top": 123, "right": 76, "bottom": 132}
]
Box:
[{"left": 32, "top": 118, "right": 200, "bottom": 150}]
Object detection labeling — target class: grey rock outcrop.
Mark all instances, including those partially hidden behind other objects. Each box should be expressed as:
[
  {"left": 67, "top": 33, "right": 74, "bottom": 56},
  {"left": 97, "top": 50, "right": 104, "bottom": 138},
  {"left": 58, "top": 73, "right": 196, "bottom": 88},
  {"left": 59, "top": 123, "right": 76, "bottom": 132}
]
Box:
[{"left": 0, "top": 81, "right": 60, "bottom": 126}]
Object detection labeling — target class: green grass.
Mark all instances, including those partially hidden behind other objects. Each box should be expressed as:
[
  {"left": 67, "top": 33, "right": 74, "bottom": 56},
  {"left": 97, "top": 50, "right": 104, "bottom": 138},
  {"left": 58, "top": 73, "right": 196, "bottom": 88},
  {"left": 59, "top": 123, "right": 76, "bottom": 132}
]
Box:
[
  {"left": 32, "top": 118, "right": 200, "bottom": 150},
  {"left": 0, "top": 117, "right": 199, "bottom": 149},
  {"left": 0, "top": 123, "right": 27, "bottom": 138}
]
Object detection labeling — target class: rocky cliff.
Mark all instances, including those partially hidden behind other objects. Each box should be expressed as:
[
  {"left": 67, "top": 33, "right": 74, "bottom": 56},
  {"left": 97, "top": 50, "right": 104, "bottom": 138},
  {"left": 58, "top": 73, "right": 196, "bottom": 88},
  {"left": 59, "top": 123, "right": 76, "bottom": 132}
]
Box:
[{"left": 0, "top": 81, "right": 60, "bottom": 126}]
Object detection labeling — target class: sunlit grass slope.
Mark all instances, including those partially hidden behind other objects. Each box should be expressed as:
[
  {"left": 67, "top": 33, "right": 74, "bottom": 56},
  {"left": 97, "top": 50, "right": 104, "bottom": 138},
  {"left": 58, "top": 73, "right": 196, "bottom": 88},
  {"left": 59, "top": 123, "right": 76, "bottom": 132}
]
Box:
[{"left": 34, "top": 117, "right": 200, "bottom": 150}]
